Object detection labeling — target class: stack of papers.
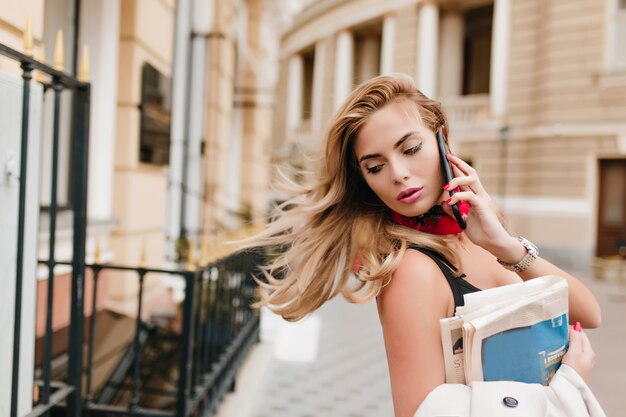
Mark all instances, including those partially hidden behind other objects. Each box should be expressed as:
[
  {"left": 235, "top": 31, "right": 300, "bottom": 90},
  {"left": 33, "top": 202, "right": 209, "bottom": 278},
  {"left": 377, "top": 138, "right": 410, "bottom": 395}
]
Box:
[{"left": 440, "top": 275, "right": 569, "bottom": 385}]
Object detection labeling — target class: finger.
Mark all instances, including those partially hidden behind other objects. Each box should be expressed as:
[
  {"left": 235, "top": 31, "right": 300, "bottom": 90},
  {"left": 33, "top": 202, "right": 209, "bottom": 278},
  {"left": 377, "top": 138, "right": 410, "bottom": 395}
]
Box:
[
  {"left": 568, "top": 327, "right": 584, "bottom": 352},
  {"left": 449, "top": 164, "right": 474, "bottom": 194},
  {"left": 579, "top": 330, "right": 594, "bottom": 354},
  {"left": 450, "top": 163, "right": 466, "bottom": 179},
  {"left": 448, "top": 165, "right": 487, "bottom": 198},
  {"left": 447, "top": 154, "right": 476, "bottom": 176},
  {"left": 446, "top": 176, "right": 480, "bottom": 195},
  {"left": 441, "top": 201, "right": 455, "bottom": 218},
  {"left": 445, "top": 190, "right": 483, "bottom": 209}
]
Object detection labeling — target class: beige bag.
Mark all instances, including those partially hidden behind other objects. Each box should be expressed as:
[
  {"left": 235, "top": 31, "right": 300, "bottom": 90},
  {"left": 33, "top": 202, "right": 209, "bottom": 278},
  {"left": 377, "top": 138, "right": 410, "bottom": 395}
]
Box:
[{"left": 414, "top": 365, "right": 607, "bottom": 417}]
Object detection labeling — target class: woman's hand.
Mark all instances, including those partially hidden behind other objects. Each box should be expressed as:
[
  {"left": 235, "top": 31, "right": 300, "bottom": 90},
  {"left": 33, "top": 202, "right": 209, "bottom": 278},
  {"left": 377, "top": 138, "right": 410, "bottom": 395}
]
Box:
[
  {"left": 442, "top": 155, "right": 602, "bottom": 329},
  {"left": 441, "top": 154, "right": 516, "bottom": 255},
  {"left": 562, "top": 322, "right": 596, "bottom": 382}
]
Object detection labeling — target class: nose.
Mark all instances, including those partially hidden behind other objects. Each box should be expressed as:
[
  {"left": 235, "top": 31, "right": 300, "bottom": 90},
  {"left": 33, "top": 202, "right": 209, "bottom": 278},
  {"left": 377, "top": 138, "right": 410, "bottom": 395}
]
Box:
[{"left": 390, "top": 160, "right": 410, "bottom": 184}]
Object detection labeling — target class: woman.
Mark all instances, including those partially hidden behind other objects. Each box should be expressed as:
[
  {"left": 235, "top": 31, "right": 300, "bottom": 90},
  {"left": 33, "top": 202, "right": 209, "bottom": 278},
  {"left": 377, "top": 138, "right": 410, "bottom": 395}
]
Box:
[{"left": 248, "top": 74, "right": 602, "bottom": 416}]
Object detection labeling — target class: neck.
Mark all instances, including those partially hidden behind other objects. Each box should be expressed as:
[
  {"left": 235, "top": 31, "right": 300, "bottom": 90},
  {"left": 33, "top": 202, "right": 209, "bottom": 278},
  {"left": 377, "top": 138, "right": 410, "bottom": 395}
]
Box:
[{"left": 390, "top": 203, "right": 468, "bottom": 236}]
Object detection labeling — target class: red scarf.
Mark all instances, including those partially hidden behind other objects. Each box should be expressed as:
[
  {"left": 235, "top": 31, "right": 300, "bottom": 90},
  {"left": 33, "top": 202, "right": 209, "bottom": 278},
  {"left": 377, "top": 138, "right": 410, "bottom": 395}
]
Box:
[
  {"left": 353, "top": 199, "right": 470, "bottom": 274},
  {"left": 390, "top": 200, "right": 470, "bottom": 235}
]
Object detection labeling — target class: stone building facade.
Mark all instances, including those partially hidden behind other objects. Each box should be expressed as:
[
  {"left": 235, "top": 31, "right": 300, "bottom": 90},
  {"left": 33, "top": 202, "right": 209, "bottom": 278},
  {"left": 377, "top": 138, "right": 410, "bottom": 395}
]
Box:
[
  {"left": 0, "top": 0, "right": 283, "bottom": 412},
  {"left": 274, "top": 0, "right": 626, "bottom": 269}
]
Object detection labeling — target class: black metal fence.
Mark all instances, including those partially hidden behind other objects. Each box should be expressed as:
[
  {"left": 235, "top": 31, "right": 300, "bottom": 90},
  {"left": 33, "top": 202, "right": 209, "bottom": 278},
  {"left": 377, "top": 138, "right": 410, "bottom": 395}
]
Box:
[
  {"left": 2, "top": 40, "right": 91, "bottom": 417},
  {"left": 3, "top": 40, "right": 263, "bottom": 417},
  {"left": 38, "top": 251, "right": 262, "bottom": 417}
]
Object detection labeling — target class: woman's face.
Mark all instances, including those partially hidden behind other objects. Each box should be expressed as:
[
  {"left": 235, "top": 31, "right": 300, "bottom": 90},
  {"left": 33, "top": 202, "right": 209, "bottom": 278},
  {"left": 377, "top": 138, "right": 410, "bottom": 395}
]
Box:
[{"left": 353, "top": 102, "right": 446, "bottom": 217}]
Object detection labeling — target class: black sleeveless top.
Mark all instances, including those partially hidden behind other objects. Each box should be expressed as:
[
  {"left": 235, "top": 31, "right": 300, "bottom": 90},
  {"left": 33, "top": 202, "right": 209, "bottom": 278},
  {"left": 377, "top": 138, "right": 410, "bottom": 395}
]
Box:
[{"left": 407, "top": 244, "right": 481, "bottom": 310}]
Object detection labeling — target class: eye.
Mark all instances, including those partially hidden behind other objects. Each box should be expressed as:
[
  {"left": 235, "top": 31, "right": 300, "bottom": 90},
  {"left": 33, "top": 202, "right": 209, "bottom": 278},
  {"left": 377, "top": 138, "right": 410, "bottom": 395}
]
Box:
[
  {"left": 403, "top": 142, "right": 423, "bottom": 155},
  {"left": 366, "top": 165, "right": 383, "bottom": 174}
]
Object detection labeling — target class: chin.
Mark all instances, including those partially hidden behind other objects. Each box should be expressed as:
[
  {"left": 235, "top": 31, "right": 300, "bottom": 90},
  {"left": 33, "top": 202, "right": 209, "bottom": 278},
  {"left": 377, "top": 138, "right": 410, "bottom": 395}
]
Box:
[
  {"left": 392, "top": 206, "right": 428, "bottom": 218},
  {"left": 391, "top": 198, "right": 440, "bottom": 218}
]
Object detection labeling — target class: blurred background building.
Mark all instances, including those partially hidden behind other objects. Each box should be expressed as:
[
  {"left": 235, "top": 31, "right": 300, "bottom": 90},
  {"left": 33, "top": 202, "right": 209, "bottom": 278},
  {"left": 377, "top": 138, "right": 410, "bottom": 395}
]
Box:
[
  {"left": 1, "top": 0, "right": 286, "bottom": 414},
  {"left": 274, "top": 0, "right": 626, "bottom": 272},
  {"left": 1, "top": 0, "right": 625, "bottom": 415}
]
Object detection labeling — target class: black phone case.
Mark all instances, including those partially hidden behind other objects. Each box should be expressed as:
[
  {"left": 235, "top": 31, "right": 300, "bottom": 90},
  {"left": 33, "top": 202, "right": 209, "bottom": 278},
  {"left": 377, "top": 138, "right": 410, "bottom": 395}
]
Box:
[{"left": 436, "top": 130, "right": 466, "bottom": 230}]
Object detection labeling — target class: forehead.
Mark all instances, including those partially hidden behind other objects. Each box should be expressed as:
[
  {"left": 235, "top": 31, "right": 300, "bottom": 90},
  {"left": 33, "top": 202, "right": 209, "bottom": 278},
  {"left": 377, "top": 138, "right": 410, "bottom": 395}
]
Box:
[{"left": 355, "top": 102, "right": 426, "bottom": 152}]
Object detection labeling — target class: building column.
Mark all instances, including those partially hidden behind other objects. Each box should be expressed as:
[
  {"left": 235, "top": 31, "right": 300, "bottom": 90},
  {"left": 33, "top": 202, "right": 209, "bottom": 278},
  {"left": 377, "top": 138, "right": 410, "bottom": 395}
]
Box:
[
  {"left": 417, "top": 1, "right": 439, "bottom": 97},
  {"left": 184, "top": 0, "right": 214, "bottom": 238},
  {"left": 334, "top": 29, "right": 354, "bottom": 109},
  {"left": 311, "top": 40, "right": 326, "bottom": 133},
  {"left": 167, "top": 0, "right": 191, "bottom": 258},
  {"left": 80, "top": 0, "right": 121, "bottom": 221},
  {"left": 490, "top": 0, "right": 511, "bottom": 120},
  {"left": 226, "top": 104, "right": 243, "bottom": 215},
  {"left": 438, "top": 9, "right": 464, "bottom": 98},
  {"left": 240, "top": 0, "right": 275, "bottom": 224},
  {"left": 286, "top": 54, "right": 303, "bottom": 136},
  {"left": 381, "top": 13, "right": 396, "bottom": 75}
]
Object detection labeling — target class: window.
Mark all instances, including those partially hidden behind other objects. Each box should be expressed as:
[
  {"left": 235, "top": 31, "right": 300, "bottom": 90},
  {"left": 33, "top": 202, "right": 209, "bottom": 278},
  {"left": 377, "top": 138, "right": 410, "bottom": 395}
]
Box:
[
  {"left": 139, "top": 63, "right": 172, "bottom": 165},
  {"left": 301, "top": 48, "right": 315, "bottom": 122},
  {"left": 353, "top": 22, "right": 382, "bottom": 85},
  {"left": 462, "top": 5, "right": 493, "bottom": 95}
]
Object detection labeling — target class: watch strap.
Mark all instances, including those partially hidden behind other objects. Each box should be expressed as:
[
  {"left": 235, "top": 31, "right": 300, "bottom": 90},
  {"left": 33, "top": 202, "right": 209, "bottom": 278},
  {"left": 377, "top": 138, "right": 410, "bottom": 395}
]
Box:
[{"left": 497, "top": 237, "right": 539, "bottom": 273}]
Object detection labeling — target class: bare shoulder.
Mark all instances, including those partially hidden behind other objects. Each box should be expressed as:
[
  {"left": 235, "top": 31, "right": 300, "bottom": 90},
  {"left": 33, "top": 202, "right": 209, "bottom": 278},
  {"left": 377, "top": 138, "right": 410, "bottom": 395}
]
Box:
[
  {"left": 376, "top": 248, "right": 454, "bottom": 415},
  {"left": 377, "top": 248, "right": 452, "bottom": 321}
]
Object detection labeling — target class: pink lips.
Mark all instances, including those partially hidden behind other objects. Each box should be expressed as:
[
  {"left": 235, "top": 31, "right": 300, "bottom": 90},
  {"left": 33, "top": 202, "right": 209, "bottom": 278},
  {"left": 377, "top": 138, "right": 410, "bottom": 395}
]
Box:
[{"left": 396, "top": 187, "right": 423, "bottom": 203}]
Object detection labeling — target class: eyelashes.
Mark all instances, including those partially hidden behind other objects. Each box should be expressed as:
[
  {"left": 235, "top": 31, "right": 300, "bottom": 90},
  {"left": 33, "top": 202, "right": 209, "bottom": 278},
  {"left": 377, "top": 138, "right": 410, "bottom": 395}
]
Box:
[
  {"left": 364, "top": 142, "right": 423, "bottom": 174},
  {"left": 403, "top": 143, "right": 423, "bottom": 155}
]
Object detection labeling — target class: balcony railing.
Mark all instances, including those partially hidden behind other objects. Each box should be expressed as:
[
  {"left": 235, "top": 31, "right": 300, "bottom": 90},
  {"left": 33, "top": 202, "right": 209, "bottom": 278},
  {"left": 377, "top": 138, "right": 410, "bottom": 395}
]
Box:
[
  {"left": 35, "top": 250, "right": 263, "bottom": 417},
  {"left": 442, "top": 93, "right": 491, "bottom": 129}
]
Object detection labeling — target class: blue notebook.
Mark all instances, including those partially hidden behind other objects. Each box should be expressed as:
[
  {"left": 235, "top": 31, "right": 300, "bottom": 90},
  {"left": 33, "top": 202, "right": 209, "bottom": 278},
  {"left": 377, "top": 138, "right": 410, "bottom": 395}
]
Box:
[{"left": 481, "top": 313, "right": 569, "bottom": 385}]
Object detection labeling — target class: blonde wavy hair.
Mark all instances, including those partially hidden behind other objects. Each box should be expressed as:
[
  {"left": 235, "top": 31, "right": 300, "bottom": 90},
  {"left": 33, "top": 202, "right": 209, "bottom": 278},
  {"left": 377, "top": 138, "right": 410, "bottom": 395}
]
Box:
[{"left": 246, "top": 74, "right": 460, "bottom": 321}]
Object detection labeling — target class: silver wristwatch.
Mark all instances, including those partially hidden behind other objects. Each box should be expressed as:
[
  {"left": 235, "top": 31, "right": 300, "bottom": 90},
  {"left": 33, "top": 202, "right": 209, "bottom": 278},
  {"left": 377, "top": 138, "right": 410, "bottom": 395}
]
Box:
[{"left": 497, "top": 237, "right": 539, "bottom": 273}]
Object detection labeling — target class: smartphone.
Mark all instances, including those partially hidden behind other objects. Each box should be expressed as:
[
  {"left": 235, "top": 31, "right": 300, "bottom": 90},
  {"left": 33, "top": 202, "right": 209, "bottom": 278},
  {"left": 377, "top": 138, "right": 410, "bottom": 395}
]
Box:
[{"left": 436, "top": 129, "right": 466, "bottom": 230}]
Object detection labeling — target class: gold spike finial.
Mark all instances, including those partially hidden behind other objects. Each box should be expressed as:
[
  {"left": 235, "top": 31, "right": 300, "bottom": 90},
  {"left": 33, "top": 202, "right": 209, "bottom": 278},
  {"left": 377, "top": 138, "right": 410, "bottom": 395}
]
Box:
[
  {"left": 94, "top": 236, "right": 101, "bottom": 264},
  {"left": 78, "top": 44, "right": 89, "bottom": 82},
  {"left": 139, "top": 239, "right": 147, "bottom": 268},
  {"left": 53, "top": 30, "right": 64, "bottom": 71},
  {"left": 23, "top": 17, "right": 33, "bottom": 57}
]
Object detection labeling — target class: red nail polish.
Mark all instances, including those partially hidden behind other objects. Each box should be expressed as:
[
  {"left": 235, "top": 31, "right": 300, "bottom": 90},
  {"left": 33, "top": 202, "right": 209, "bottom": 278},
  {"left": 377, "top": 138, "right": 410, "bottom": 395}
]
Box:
[
  {"left": 443, "top": 184, "right": 450, "bottom": 190},
  {"left": 446, "top": 198, "right": 452, "bottom": 204},
  {"left": 573, "top": 322, "right": 582, "bottom": 332}
]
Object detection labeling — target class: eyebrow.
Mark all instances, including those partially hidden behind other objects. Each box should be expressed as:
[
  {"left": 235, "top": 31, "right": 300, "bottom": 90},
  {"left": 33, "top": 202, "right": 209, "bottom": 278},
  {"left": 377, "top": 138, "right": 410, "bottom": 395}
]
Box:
[{"left": 358, "top": 131, "right": 418, "bottom": 163}]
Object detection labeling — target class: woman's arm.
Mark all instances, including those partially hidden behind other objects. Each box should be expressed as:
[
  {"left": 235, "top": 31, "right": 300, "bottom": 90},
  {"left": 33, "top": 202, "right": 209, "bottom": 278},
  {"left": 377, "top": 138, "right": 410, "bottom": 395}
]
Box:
[
  {"left": 444, "top": 154, "right": 602, "bottom": 329},
  {"left": 490, "top": 238, "right": 601, "bottom": 328},
  {"left": 376, "top": 249, "right": 453, "bottom": 417}
]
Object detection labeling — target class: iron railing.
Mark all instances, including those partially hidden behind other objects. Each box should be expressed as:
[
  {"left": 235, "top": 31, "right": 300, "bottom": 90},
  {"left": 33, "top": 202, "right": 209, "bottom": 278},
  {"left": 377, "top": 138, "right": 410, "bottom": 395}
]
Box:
[
  {"left": 36, "top": 250, "right": 262, "bottom": 417},
  {"left": 2, "top": 40, "right": 91, "bottom": 417},
  {"left": 3, "top": 39, "right": 263, "bottom": 417}
]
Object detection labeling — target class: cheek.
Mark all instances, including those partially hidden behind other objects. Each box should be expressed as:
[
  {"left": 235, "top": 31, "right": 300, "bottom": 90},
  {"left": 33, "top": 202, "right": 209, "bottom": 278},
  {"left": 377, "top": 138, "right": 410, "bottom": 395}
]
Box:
[{"left": 421, "top": 153, "right": 444, "bottom": 182}]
